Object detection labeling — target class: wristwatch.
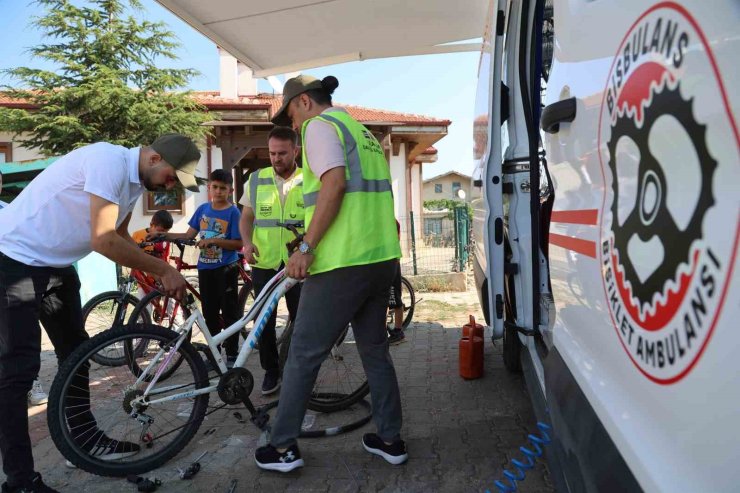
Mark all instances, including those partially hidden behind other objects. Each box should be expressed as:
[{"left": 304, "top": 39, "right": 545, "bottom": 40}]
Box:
[{"left": 298, "top": 241, "right": 315, "bottom": 255}]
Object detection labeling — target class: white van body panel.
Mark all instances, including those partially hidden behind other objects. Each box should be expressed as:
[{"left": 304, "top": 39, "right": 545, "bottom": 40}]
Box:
[{"left": 545, "top": 1, "right": 740, "bottom": 491}]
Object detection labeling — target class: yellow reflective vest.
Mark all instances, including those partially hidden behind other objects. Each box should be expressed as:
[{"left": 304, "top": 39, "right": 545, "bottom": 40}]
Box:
[
  {"left": 301, "top": 110, "right": 400, "bottom": 274},
  {"left": 247, "top": 166, "right": 305, "bottom": 269}
]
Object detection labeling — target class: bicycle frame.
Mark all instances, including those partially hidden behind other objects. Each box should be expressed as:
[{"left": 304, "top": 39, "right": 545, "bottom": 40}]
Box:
[{"left": 131, "top": 269, "right": 298, "bottom": 407}]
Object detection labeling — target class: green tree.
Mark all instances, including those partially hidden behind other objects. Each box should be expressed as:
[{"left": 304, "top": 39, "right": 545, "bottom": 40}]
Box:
[{"left": 0, "top": 0, "right": 211, "bottom": 156}]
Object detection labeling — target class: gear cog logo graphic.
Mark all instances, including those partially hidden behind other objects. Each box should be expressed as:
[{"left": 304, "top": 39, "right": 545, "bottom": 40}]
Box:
[
  {"left": 597, "top": 4, "right": 739, "bottom": 384},
  {"left": 607, "top": 83, "right": 716, "bottom": 310}
]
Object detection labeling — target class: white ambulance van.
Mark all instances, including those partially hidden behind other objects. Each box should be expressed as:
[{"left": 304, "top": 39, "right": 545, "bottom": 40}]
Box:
[{"left": 471, "top": 1, "right": 739, "bottom": 491}]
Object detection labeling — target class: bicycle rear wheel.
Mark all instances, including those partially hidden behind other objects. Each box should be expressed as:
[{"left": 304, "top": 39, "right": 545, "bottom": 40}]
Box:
[
  {"left": 47, "top": 324, "right": 209, "bottom": 478},
  {"left": 279, "top": 322, "right": 369, "bottom": 413},
  {"left": 82, "top": 291, "right": 150, "bottom": 367}
]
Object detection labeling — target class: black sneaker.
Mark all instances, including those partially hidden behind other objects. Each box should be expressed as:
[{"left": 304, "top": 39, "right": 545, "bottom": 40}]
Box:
[
  {"left": 78, "top": 430, "right": 140, "bottom": 461},
  {"left": 226, "top": 356, "right": 238, "bottom": 369},
  {"left": 261, "top": 371, "right": 281, "bottom": 395},
  {"left": 1, "top": 473, "right": 59, "bottom": 493},
  {"left": 254, "top": 443, "right": 304, "bottom": 472},
  {"left": 362, "top": 433, "right": 408, "bottom": 465},
  {"left": 388, "top": 329, "right": 406, "bottom": 345}
]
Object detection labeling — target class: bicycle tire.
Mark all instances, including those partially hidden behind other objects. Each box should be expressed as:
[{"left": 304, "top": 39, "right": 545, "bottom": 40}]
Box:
[
  {"left": 387, "top": 277, "right": 415, "bottom": 330},
  {"left": 399, "top": 277, "right": 415, "bottom": 329},
  {"left": 47, "top": 323, "right": 209, "bottom": 477},
  {"left": 82, "top": 291, "right": 150, "bottom": 366},
  {"left": 279, "top": 321, "right": 370, "bottom": 413},
  {"left": 126, "top": 291, "right": 192, "bottom": 381}
]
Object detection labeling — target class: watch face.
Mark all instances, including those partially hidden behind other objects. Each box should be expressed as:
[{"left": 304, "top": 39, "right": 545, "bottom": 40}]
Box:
[{"left": 299, "top": 242, "right": 309, "bottom": 254}]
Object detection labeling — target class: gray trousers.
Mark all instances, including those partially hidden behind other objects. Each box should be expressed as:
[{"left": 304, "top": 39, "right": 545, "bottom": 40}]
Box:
[{"left": 270, "top": 259, "right": 402, "bottom": 448}]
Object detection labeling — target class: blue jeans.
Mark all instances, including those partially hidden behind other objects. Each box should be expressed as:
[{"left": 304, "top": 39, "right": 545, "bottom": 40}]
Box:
[{"left": 0, "top": 252, "right": 91, "bottom": 487}]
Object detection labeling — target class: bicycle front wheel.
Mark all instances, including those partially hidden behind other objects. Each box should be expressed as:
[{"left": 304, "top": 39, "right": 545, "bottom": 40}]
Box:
[
  {"left": 82, "top": 291, "right": 150, "bottom": 367},
  {"left": 279, "top": 322, "right": 369, "bottom": 413},
  {"left": 47, "top": 324, "right": 209, "bottom": 478}
]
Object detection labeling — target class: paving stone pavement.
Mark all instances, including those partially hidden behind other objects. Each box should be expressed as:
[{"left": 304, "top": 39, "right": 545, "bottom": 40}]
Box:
[{"left": 4, "top": 290, "right": 554, "bottom": 493}]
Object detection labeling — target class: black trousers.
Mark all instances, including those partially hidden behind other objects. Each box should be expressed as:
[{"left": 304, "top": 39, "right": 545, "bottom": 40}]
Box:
[
  {"left": 251, "top": 263, "right": 301, "bottom": 374},
  {"left": 198, "top": 263, "right": 240, "bottom": 357},
  {"left": 0, "top": 252, "right": 93, "bottom": 487}
]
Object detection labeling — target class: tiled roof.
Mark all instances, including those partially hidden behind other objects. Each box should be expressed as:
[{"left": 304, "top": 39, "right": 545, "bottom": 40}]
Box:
[
  {"left": 190, "top": 92, "right": 450, "bottom": 126},
  {"left": 0, "top": 91, "right": 449, "bottom": 126},
  {"left": 0, "top": 93, "right": 35, "bottom": 108}
]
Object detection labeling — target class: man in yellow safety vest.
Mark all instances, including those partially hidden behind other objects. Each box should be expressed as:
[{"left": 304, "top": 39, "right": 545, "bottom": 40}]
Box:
[
  {"left": 238, "top": 126, "right": 304, "bottom": 395},
  {"left": 253, "top": 75, "right": 407, "bottom": 472}
]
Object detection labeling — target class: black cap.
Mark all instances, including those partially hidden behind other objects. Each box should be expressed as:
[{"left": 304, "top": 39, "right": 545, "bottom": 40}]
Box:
[
  {"left": 271, "top": 75, "right": 325, "bottom": 126},
  {"left": 150, "top": 134, "right": 201, "bottom": 192}
]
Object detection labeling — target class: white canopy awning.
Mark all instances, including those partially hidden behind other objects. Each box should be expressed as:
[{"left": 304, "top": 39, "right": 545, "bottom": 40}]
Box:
[{"left": 156, "top": 0, "right": 489, "bottom": 77}]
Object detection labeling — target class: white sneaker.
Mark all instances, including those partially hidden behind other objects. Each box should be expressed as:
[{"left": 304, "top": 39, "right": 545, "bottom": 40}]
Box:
[{"left": 28, "top": 378, "right": 49, "bottom": 406}]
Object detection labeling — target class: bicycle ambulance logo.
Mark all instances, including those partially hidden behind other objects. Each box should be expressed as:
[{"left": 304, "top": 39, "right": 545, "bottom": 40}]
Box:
[{"left": 597, "top": 3, "right": 740, "bottom": 384}]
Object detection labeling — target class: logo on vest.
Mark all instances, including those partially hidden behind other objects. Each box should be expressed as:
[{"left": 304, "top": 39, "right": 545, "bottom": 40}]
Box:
[
  {"left": 597, "top": 3, "right": 739, "bottom": 384},
  {"left": 361, "top": 129, "right": 384, "bottom": 156},
  {"left": 259, "top": 204, "right": 272, "bottom": 217}
]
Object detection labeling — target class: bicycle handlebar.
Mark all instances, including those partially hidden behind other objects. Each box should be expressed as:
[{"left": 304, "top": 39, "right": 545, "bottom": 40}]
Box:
[{"left": 276, "top": 222, "right": 305, "bottom": 255}]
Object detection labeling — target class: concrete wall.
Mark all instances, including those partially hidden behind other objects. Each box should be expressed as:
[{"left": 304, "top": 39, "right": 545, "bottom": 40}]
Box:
[
  {"left": 0, "top": 132, "right": 44, "bottom": 162},
  {"left": 388, "top": 143, "right": 407, "bottom": 221}
]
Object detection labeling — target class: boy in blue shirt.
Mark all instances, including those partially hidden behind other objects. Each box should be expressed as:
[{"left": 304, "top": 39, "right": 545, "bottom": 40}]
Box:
[{"left": 157, "top": 169, "right": 242, "bottom": 367}]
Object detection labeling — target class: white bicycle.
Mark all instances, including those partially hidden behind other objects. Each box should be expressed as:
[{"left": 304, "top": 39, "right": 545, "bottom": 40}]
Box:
[{"left": 47, "top": 224, "right": 370, "bottom": 477}]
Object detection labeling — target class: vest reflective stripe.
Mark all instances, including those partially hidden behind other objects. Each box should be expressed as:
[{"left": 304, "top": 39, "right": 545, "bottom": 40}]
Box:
[
  {"left": 248, "top": 167, "right": 305, "bottom": 269},
  {"left": 301, "top": 111, "right": 400, "bottom": 274},
  {"left": 304, "top": 178, "right": 393, "bottom": 207},
  {"left": 253, "top": 219, "right": 304, "bottom": 228}
]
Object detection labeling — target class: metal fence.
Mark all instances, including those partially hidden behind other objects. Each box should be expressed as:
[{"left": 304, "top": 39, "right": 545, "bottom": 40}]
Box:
[{"left": 398, "top": 208, "right": 471, "bottom": 276}]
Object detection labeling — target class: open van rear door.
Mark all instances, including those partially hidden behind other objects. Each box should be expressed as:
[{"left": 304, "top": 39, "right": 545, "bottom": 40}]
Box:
[{"left": 475, "top": 0, "right": 507, "bottom": 337}]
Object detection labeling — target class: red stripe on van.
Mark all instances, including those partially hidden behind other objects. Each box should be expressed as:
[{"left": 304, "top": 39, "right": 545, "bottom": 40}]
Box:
[
  {"left": 549, "top": 234, "right": 597, "bottom": 258},
  {"left": 551, "top": 209, "right": 599, "bottom": 225}
]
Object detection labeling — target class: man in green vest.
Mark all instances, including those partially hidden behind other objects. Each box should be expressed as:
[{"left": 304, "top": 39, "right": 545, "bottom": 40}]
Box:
[
  {"left": 254, "top": 75, "right": 407, "bottom": 472},
  {"left": 238, "top": 126, "right": 304, "bottom": 395}
]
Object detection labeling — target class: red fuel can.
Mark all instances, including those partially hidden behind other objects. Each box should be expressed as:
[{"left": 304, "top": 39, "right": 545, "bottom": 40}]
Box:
[
  {"left": 462, "top": 315, "right": 484, "bottom": 340},
  {"left": 459, "top": 321, "right": 484, "bottom": 380}
]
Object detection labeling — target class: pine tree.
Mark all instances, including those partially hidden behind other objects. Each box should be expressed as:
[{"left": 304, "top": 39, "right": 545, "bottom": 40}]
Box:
[{"left": 0, "top": 0, "right": 211, "bottom": 156}]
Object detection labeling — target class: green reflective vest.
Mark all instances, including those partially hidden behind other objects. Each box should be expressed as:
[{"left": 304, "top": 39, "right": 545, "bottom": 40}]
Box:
[
  {"left": 301, "top": 110, "right": 401, "bottom": 274},
  {"left": 247, "top": 166, "right": 305, "bottom": 269}
]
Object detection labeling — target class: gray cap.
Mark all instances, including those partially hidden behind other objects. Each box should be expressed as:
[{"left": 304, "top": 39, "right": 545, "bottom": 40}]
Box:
[
  {"left": 271, "top": 75, "right": 324, "bottom": 126},
  {"left": 150, "top": 134, "right": 201, "bottom": 192}
]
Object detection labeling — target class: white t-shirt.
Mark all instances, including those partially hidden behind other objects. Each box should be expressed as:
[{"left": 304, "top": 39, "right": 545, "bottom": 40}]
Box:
[
  {"left": 0, "top": 200, "right": 8, "bottom": 208},
  {"left": 0, "top": 143, "right": 144, "bottom": 267},
  {"left": 303, "top": 107, "right": 350, "bottom": 178}
]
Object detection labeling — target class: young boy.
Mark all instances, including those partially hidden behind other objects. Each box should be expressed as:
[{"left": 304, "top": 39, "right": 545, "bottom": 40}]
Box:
[
  {"left": 158, "top": 169, "right": 242, "bottom": 367},
  {"left": 131, "top": 210, "right": 174, "bottom": 294}
]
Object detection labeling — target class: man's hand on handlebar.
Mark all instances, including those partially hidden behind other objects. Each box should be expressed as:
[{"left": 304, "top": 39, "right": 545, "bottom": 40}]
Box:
[
  {"left": 157, "top": 266, "right": 188, "bottom": 300},
  {"left": 286, "top": 246, "right": 313, "bottom": 280},
  {"left": 145, "top": 231, "right": 167, "bottom": 242}
]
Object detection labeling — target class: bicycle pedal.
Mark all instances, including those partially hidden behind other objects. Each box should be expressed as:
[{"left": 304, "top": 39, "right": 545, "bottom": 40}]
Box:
[{"left": 250, "top": 410, "right": 270, "bottom": 430}]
